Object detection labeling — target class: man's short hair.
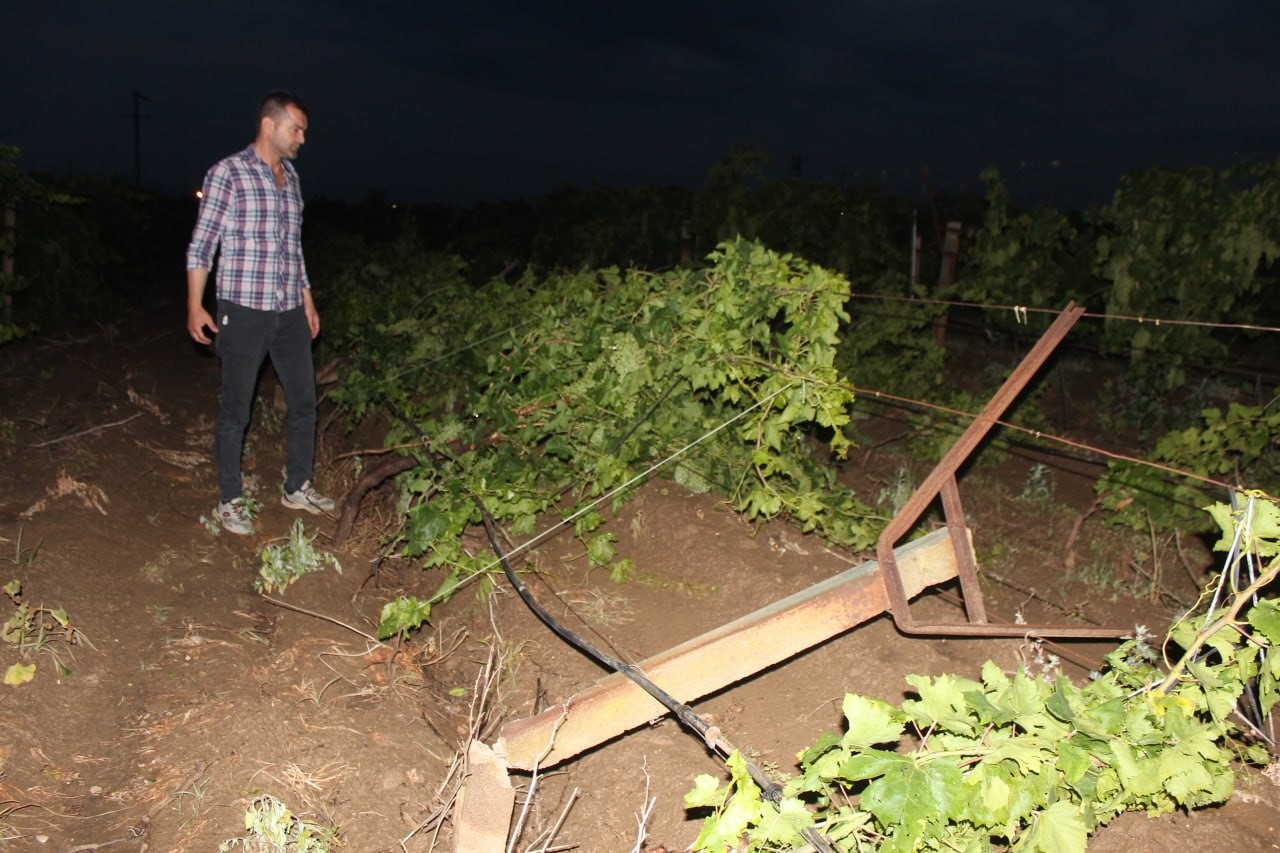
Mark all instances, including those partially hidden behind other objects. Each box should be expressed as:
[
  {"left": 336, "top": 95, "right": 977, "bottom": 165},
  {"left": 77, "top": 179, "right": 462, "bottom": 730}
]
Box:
[{"left": 258, "top": 90, "right": 308, "bottom": 125}]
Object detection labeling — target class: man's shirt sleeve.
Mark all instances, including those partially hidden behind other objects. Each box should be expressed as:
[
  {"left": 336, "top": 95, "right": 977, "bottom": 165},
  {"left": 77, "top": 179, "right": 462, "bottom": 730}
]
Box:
[{"left": 185, "top": 164, "right": 234, "bottom": 271}]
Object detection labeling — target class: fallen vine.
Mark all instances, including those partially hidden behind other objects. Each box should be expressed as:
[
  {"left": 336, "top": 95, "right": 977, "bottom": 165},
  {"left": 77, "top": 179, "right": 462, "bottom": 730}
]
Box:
[
  {"left": 685, "top": 494, "right": 1280, "bottom": 852},
  {"left": 329, "top": 238, "right": 885, "bottom": 638}
]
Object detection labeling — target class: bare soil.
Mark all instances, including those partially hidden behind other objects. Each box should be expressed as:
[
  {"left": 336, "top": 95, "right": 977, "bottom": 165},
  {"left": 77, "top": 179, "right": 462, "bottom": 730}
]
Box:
[{"left": 0, "top": 305, "right": 1277, "bottom": 852}]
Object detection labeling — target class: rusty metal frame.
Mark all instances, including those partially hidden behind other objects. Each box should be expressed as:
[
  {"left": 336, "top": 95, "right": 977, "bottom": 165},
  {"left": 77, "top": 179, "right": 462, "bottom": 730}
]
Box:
[{"left": 876, "top": 302, "right": 1126, "bottom": 638}]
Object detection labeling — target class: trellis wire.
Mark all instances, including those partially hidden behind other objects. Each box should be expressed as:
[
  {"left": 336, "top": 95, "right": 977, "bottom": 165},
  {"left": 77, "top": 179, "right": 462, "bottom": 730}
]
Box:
[{"left": 848, "top": 291, "right": 1280, "bottom": 335}]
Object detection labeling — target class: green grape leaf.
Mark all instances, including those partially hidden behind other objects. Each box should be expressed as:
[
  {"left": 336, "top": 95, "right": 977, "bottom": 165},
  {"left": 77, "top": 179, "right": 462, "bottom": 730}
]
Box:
[
  {"left": 684, "top": 774, "right": 726, "bottom": 810},
  {"left": 840, "top": 694, "right": 904, "bottom": 748},
  {"left": 860, "top": 759, "right": 965, "bottom": 829},
  {"left": 986, "top": 737, "right": 1053, "bottom": 775},
  {"left": 756, "top": 796, "right": 812, "bottom": 845},
  {"left": 586, "top": 532, "right": 617, "bottom": 567},
  {"left": 1248, "top": 598, "right": 1280, "bottom": 644},
  {"left": 1016, "top": 801, "right": 1088, "bottom": 853},
  {"left": 1055, "top": 739, "right": 1091, "bottom": 785},
  {"left": 838, "top": 748, "right": 910, "bottom": 783},
  {"left": 903, "top": 673, "right": 982, "bottom": 735},
  {"left": 403, "top": 503, "right": 450, "bottom": 557},
  {"left": 378, "top": 596, "right": 432, "bottom": 639}
]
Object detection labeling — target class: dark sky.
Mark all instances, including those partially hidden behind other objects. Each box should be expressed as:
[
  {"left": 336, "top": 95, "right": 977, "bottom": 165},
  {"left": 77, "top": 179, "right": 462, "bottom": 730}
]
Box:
[{"left": 3, "top": 1, "right": 1277, "bottom": 209}]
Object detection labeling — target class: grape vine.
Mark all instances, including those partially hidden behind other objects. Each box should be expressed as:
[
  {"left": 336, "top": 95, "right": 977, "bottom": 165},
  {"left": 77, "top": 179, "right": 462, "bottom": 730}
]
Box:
[
  {"left": 329, "top": 238, "right": 885, "bottom": 636},
  {"left": 311, "top": 156, "right": 1280, "bottom": 637},
  {"left": 1091, "top": 161, "right": 1280, "bottom": 395},
  {"left": 685, "top": 495, "right": 1280, "bottom": 852}
]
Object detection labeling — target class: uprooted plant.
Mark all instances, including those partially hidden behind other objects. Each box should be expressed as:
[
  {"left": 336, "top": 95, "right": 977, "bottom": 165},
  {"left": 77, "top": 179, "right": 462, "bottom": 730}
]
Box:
[
  {"left": 256, "top": 519, "right": 343, "bottom": 596},
  {"left": 2, "top": 578, "right": 93, "bottom": 684},
  {"left": 217, "top": 792, "right": 341, "bottom": 853}
]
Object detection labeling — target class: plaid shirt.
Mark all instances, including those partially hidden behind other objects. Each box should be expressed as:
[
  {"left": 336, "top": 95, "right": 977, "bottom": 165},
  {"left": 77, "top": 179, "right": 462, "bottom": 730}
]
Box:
[{"left": 186, "top": 145, "right": 310, "bottom": 311}]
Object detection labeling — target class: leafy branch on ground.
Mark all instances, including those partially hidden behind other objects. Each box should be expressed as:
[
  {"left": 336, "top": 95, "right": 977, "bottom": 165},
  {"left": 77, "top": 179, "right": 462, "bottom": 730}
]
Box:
[
  {"left": 217, "top": 793, "right": 341, "bottom": 853},
  {"left": 256, "top": 520, "right": 342, "bottom": 595},
  {"left": 2, "top": 578, "right": 92, "bottom": 684},
  {"left": 685, "top": 494, "right": 1279, "bottom": 852},
  {"left": 333, "top": 238, "right": 882, "bottom": 633}
]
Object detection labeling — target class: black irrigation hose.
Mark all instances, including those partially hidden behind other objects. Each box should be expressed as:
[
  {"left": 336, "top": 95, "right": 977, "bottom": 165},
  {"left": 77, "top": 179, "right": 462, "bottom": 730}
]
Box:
[{"left": 380, "top": 394, "right": 837, "bottom": 853}]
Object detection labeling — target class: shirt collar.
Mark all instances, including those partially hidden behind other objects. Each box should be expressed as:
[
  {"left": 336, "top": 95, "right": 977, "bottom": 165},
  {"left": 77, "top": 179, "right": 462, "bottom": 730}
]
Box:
[{"left": 239, "top": 144, "right": 297, "bottom": 181}]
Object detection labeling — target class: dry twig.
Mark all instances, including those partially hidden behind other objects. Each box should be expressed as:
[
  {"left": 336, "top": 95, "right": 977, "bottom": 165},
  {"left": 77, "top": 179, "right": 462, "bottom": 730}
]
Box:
[
  {"left": 29, "top": 412, "right": 143, "bottom": 448},
  {"left": 259, "top": 594, "right": 390, "bottom": 648}
]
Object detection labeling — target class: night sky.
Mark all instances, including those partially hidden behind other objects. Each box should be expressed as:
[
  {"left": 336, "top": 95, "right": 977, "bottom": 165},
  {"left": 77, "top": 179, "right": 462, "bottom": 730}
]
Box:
[{"left": 4, "top": 1, "right": 1277, "bottom": 209}]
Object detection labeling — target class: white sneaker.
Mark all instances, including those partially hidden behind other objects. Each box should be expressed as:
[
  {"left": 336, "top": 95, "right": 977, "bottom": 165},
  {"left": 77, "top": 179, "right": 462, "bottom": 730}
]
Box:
[
  {"left": 281, "top": 480, "right": 336, "bottom": 515},
  {"left": 215, "top": 498, "right": 254, "bottom": 536}
]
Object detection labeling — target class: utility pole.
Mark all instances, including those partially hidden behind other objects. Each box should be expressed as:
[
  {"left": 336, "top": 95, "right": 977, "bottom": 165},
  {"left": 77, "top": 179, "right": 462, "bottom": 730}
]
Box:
[
  {"left": 909, "top": 209, "right": 921, "bottom": 292},
  {"left": 2, "top": 205, "right": 14, "bottom": 329},
  {"left": 121, "top": 90, "right": 151, "bottom": 188}
]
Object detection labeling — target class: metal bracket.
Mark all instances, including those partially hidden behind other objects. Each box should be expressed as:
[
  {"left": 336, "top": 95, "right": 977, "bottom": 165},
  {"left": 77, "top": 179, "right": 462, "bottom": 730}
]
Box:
[{"left": 876, "top": 302, "right": 1127, "bottom": 639}]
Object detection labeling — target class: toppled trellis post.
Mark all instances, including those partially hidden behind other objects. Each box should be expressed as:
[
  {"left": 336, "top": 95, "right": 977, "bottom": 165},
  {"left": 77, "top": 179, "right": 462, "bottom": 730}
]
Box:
[{"left": 494, "top": 526, "right": 963, "bottom": 770}]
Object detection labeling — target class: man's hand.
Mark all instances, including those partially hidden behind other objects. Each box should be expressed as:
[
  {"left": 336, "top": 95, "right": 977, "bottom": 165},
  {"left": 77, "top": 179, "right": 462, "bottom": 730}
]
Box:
[
  {"left": 187, "top": 305, "right": 217, "bottom": 345},
  {"left": 303, "top": 288, "right": 320, "bottom": 339}
]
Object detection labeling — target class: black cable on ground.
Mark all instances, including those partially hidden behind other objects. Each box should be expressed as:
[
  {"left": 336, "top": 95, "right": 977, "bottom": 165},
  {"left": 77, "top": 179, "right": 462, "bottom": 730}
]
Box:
[{"left": 379, "top": 393, "right": 837, "bottom": 853}]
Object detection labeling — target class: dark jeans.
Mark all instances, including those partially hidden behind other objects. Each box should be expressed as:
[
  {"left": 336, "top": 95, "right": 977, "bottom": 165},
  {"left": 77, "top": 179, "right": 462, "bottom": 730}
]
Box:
[{"left": 214, "top": 300, "right": 317, "bottom": 502}]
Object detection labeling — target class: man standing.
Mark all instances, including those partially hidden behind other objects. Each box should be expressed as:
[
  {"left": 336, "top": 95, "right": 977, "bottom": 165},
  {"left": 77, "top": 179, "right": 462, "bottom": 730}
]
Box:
[{"left": 185, "top": 90, "right": 335, "bottom": 535}]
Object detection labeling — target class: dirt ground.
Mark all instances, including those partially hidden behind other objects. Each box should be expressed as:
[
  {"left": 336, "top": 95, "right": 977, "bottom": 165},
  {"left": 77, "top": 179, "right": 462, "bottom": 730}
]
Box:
[{"left": 1, "top": 301, "right": 1277, "bottom": 852}]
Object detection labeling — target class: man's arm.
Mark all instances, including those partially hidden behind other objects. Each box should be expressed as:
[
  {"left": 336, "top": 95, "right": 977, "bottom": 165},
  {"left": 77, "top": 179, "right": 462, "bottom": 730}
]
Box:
[
  {"left": 187, "top": 268, "right": 217, "bottom": 344},
  {"left": 302, "top": 287, "right": 320, "bottom": 339},
  {"left": 185, "top": 161, "right": 232, "bottom": 343}
]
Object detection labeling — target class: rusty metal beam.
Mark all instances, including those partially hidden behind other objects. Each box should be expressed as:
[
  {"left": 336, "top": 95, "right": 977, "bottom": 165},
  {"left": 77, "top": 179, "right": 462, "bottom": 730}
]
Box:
[
  {"left": 452, "top": 740, "right": 514, "bottom": 853},
  {"left": 876, "top": 302, "right": 1126, "bottom": 639},
  {"left": 495, "top": 527, "right": 963, "bottom": 770}
]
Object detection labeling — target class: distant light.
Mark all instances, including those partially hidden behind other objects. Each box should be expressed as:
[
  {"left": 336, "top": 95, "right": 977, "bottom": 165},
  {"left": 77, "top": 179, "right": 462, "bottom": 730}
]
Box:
[
  {"left": 391, "top": 203, "right": 398, "bottom": 209},
  {"left": 194, "top": 189, "right": 204, "bottom": 200}
]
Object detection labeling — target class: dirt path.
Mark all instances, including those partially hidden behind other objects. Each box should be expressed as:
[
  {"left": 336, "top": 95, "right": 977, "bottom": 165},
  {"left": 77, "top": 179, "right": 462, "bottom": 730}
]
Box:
[{"left": 1, "top": 305, "right": 1277, "bottom": 851}]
